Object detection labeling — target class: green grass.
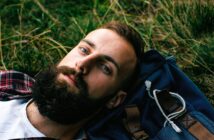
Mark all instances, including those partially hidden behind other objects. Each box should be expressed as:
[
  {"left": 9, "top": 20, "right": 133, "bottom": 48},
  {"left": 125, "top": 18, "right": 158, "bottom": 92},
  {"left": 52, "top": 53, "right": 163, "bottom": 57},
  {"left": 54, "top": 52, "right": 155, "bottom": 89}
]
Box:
[{"left": 0, "top": 0, "right": 213, "bottom": 104}]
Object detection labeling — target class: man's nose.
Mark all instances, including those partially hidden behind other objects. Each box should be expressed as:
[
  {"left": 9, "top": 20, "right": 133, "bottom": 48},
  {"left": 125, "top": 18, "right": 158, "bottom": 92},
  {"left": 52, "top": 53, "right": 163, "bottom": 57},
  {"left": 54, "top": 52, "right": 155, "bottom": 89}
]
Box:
[{"left": 75, "top": 54, "right": 98, "bottom": 75}]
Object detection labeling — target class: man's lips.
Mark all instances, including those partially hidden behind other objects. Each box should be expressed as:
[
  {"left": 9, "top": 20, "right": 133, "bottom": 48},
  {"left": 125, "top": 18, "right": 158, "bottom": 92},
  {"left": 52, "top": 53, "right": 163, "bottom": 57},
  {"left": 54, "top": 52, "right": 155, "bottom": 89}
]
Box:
[
  {"left": 65, "top": 74, "right": 78, "bottom": 87},
  {"left": 67, "top": 75, "right": 77, "bottom": 85}
]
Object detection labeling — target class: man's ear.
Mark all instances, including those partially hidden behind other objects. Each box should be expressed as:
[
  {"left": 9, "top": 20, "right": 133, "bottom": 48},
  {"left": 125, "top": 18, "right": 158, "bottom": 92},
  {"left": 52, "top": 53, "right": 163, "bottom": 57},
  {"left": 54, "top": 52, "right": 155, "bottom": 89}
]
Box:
[{"left": 106, "top": 91, "right": 127, "bottom": 109}]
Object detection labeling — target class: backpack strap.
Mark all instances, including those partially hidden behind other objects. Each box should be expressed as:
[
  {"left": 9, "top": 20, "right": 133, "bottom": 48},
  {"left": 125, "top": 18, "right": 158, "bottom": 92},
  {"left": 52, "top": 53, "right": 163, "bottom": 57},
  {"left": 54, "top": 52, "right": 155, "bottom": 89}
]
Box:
[
  {"left": 123, "top": 105, "right": 149, "bottom": 140},
  {"left": 179, "top": 113, "right": 214, "bottom": 140},
  {"left": 158, "top": 90, "right": 214, "bottom": 139}
]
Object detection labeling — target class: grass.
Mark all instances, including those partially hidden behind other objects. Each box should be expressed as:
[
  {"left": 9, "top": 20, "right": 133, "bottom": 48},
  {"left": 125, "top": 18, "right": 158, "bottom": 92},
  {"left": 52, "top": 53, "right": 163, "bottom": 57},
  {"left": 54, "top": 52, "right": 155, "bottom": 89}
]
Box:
[{"left": 0, "top": 0, "right": 213, "bottom": 104}]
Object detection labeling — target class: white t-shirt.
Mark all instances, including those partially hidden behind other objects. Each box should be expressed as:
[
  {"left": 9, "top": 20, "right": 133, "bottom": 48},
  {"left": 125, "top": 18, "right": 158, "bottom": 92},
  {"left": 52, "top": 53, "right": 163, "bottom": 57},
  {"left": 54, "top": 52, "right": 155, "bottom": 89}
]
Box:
[{"left": 0, "top": 99, "right": 45, "bottom": 139}]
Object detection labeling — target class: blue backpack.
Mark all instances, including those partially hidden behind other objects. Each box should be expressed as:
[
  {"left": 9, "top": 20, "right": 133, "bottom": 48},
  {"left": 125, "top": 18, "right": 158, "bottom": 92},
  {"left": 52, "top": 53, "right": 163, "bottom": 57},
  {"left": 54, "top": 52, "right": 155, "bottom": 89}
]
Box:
[{"left": 86, "top": 50, "right": 214, "bottom": 140}]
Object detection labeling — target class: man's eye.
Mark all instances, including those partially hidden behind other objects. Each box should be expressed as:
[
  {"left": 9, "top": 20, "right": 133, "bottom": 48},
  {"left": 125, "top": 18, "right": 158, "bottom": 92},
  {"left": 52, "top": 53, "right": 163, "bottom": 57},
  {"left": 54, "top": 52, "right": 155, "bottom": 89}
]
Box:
[
  {"left": 79, "top": 47, "right": 89, "bottom": 55},
  {"left": 99, "top": 63, "right": 112, "bottom": 75}
]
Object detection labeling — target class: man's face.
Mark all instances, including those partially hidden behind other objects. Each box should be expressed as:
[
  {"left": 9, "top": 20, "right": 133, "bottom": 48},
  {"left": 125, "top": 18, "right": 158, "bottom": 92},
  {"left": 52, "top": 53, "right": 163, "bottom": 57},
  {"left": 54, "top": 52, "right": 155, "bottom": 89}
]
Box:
[
  {"left": 58, "top": 29, "right": 137, "bottom": 99},
  {"left": 32, "top": 29, "right": 137, "bottom": 125}
]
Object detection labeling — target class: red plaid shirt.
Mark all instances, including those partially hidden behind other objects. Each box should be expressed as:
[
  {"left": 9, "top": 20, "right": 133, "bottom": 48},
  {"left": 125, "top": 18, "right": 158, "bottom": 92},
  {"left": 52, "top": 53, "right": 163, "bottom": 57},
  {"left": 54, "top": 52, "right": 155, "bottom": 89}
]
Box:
[{"left": 0, "top": 70, "right": 34, "bottom": 101}]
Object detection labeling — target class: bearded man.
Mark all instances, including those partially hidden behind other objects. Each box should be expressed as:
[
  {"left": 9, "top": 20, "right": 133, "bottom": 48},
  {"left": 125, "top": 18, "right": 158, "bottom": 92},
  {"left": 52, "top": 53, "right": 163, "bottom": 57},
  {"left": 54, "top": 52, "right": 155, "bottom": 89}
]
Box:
[{"left": 0, "top": 21, "right": 143, "bottom": 139}]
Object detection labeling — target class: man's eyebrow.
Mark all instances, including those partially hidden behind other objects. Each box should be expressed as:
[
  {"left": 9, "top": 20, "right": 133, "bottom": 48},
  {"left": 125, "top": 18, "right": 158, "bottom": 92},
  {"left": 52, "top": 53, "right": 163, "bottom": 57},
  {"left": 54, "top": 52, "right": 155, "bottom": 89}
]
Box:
[
  {"left": 82, "top": 39, "right": 120, "bottom": 73},
  {"left": 102, "top": 55, "right": 120, "bottom": 73},
  {"left": 82, "top": 39, "right": 95, "bottom": 48}
]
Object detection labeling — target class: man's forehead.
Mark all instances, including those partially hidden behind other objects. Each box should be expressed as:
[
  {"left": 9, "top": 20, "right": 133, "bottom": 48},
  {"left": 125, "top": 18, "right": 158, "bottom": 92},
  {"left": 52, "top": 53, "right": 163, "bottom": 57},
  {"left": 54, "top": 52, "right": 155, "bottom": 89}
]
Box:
[{"left": 82, "top": 29, "right": 137, "bottom": 76}]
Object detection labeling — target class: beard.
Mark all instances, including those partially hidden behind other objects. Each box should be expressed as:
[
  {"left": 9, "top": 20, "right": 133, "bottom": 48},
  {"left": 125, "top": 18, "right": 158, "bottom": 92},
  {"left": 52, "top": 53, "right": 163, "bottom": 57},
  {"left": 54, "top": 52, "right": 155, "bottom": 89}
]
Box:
[{"left": 32, "top": 66, "right": 107, "bottom": 125}]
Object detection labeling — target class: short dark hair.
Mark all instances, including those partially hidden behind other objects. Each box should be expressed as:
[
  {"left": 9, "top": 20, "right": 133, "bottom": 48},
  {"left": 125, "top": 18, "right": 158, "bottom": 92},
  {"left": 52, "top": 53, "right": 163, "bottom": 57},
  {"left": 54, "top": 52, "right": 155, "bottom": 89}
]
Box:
[{"left": 100, "top": 21, "right": 144, "bottom": 91}]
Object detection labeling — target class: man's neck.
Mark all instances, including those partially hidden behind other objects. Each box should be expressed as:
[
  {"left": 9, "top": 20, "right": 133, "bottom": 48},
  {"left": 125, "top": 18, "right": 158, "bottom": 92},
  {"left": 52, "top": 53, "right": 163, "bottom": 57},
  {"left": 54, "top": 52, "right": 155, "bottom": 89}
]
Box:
[{"left": 26, "top": 101, "right": 84, "bottom": 139}]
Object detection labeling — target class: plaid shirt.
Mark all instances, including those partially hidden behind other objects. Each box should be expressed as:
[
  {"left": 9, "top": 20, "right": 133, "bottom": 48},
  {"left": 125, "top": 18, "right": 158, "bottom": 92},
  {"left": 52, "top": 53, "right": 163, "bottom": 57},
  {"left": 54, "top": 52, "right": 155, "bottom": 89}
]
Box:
[{"left": 0, "top": 70, "right": 34, "bottom": 101}]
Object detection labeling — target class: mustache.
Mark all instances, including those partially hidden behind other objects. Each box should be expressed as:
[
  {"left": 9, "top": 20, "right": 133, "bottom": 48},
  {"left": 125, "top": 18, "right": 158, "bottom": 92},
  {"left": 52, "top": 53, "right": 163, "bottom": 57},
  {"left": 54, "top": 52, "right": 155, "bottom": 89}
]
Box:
[
  {"left": 56, "top": 66, "right": 88, "bottom": 96},
  {"left": 57, "top": 66, "right": 76, "bottom": 75}
]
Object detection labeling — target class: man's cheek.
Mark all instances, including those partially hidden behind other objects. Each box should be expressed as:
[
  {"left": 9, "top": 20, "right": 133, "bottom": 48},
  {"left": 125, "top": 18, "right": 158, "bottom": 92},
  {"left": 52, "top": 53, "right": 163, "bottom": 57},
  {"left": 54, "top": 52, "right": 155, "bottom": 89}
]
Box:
[
  {"left": 58, "top": 53, "right": 78, "bottom": 66},
  {"left": 87, "top": 82, "right": 113, "bottom": 99}
]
